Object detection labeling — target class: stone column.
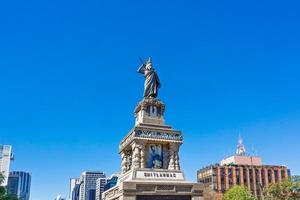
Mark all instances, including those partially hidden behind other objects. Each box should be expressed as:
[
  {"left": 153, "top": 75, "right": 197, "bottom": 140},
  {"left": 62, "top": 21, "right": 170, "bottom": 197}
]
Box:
[
  {"left": 252, "top": 168, "right": 257, "bottom": 196},
  {"left": 131, "top": 142, "right": 141, "bottom": 169},
  {"left": 239, "top": 167, "right": 244, "bottom": 186},
  {"left": 126, "top": 153, "right": 132, "bottom": 171},
  {"left": 174, "top": 144, "right": 180, "bottom": 170},
  {"left": 271, "top": 168, "right": 275, "bottom": 184},
  {"left": 246, "top": 168, "right": 251, "bottom": 191},
  {"left": 224, "top": 166, "right": 229, "bottom": 190},
  {"left": 264, "top": 168, "right": 269, "bottom": 188},
  {"left": 257, "top": 168, "right": 263, "bottom": 196},
  {"left": 174, "top": 152, "right": 179, "bottom": 170},
  {"left": 232, "top": 166, "right": 236, "bottom": 185},
  {"left": 140, "top": 143, "right": 145, "bottom": 168},
  {"left": 217, "top": 167, "right": 222, "bottom": 192},
  {"left": 121, "top": 151, "right": 127, "bottom": 174},
  {"left": 284, "top": 168, "right": 289, "bottom": 179},
  {"left": 168, "top": 143, "right": 176, "bottom": 170},
  {"left": 277, "top": 167, "right": 282, "bottom": 182},
  {"left": 163, "top": 144, "right": 169, "bottom": 169}
]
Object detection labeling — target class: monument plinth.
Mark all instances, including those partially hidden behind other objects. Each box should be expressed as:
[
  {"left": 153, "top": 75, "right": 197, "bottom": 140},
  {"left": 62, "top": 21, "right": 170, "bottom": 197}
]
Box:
[{"left": 103, "top": 58, "right": 203, "bottom": 200}]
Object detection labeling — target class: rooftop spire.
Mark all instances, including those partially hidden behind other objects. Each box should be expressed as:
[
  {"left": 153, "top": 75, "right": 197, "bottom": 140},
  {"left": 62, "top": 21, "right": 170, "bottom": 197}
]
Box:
[{"left": 236, "top": 134, "right": 246, "bottom": 156}]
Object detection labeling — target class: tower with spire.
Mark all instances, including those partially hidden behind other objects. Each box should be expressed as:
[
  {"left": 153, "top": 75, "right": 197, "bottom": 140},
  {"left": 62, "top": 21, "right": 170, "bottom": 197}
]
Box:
[
  {"left": 236, "top": 135, "right": 246, "bottom": 156},
  {"left": 221, "top": 134, "right": 262, "bottom": 166}
]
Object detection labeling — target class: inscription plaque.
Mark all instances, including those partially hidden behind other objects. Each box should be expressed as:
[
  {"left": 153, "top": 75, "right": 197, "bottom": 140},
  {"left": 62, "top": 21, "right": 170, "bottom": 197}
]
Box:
[{"left": 136, "top": 170, "right": 185, "bottom": 181}]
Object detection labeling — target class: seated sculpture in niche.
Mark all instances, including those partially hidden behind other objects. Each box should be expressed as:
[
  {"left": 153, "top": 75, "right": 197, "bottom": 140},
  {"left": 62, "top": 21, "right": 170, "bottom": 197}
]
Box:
[{"left": 147, "top": 144, "right": 163, "bottom": 169}]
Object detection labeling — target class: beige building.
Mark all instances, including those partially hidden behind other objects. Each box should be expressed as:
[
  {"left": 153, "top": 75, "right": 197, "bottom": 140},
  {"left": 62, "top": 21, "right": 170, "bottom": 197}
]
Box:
[{"left": 197, "top": 137, "right": 290, "bottom": 199}]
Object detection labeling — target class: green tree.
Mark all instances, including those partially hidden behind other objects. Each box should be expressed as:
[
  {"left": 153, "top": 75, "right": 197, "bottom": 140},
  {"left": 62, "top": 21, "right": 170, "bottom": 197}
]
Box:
[
  {"left": 0, "top": 173, "right": 18, "bottom": 200},
  {"left": 264, "top": 179, "right": 300, "bottom": 200},
  {"left": 222, "top": 186, "right": 257, "bottom": 200}
]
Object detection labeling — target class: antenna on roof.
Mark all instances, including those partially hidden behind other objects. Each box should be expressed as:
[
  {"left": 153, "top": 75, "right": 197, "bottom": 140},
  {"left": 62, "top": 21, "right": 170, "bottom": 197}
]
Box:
[
  {"left": 236, "top": 133, "right": 246, "bottom": 156},
  {"left": 251, "top": 145, "right": 256, "bottom": 156}
]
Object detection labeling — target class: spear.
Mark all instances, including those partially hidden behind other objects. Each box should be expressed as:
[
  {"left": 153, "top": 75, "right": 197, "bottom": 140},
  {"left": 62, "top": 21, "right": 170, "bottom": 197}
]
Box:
[{"left": 138, "top": 56, "right": 145, "bottom": 65}]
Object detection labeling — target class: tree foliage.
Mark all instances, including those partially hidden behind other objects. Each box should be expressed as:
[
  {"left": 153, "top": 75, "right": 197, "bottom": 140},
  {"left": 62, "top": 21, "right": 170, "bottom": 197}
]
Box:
[
  {"left": 222, "top": 186, "right": 257, "bottom": 200},
  {"left": 264, "top": 179, "right": 300, "bottom": 200},
  {"left": 0, "top": 173, "right": 18, "bottom": 200}
]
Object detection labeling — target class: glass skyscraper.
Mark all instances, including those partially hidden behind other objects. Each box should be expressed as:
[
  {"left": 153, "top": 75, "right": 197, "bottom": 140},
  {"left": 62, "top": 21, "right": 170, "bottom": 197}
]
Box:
[
  {"left": 0, "top": 145, "right": 13, "bottom": 186},
  {"left": 7, "top": 171, "right": 31, "bottom": 200},
  {"left": 70, "top": 178, "right": 80, "bottom": 200},
  {"left": 79, "top": 171, "right": 106, "bottom": 200}
]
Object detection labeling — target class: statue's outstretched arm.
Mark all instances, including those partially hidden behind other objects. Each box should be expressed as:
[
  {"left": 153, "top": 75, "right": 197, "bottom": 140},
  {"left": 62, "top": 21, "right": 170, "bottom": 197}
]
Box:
[{"left": 137, "top": 64, "right": 145, "bottom": 74}]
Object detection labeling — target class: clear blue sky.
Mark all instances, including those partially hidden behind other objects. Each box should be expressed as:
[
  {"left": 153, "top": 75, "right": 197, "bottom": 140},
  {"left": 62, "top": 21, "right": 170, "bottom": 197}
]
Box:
[{"left": 0, "top": 0, "right": 300, "bottom": 199}]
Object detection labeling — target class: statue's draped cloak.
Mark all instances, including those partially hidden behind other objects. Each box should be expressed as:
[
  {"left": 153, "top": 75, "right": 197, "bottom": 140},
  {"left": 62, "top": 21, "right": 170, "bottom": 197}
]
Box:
[{"left": 143, "top": 69, "right": 161, "bottom": 98}]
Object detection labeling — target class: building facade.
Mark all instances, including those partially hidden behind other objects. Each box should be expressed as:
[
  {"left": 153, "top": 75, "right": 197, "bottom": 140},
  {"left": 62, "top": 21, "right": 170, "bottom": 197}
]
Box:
[
  {"left": 95, "top": 177, "right": 107, "bottom": 200},
  {"left": 79, "top": 171, "right": 106, "bottom": 200},
  {"left": 197, "top": 137, "right": 290, "bottom": 199},
  {"left": 70, "top": 178, "right": 80, "bottom": 200},
  {"left": 103, "top": 174, "right": 119, "bottom": 192},
  {"left": 7, "top": 171, "right": 31, "bottom": 200},
  {"left": 0, "top": 145, "right": 13, "bottom": 186},
  {"left": 292, "top": 175, "right": 300, "bottom": 183},
  {"left": 198, "top": 164, "right": 290, "bottom": 199}
]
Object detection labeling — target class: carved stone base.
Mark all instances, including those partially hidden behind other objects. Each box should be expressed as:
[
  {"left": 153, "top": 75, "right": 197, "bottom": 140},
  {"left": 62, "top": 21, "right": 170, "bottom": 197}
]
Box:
[
  {"left": 103, "top": 181, "right": 203, "bottom": 200},
  {"left": 119, "top": 168, "right": 186, "bottom": 182},
  {"left": 106, "top": 97, "right": 204, "bottom": 200},
  {"left": 103, "top": 169, "right": 203, "bottom": 200}
]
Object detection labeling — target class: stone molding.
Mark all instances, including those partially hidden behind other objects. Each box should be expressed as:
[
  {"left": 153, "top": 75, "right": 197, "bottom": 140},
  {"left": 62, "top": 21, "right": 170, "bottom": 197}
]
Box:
[
  {"left": 119, "top": 128, "right": 183, "bottom": 153},
  {"left": 134, "top": 98, "right": 165, "bottom": 117},
  {"left": 103, "top": 97, "right": 204, "bottom": 200}
]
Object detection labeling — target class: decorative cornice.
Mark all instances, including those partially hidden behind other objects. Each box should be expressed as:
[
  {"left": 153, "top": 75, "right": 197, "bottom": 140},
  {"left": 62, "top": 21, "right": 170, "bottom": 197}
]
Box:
[
  {"left": 119, "top": 128, "right": 183, "bottom": 152},
  {"left": 134, "top": 98, "right": 165, "bottom": 116},
  {"left": 135, "top": 130, "right": 182, "bottom": 141}
]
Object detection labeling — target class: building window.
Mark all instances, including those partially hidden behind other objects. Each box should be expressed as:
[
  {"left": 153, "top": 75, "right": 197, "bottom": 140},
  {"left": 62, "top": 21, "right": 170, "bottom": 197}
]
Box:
[
  {"left": 228, "top": 168, "right": 233, "bottom": 187},
  {"left": 221, "top": 168, "right": 225, "bottom": 191},
  {"left": 236, "top": 168, "right": 240, "bottom": 185},
  {"left": 261, "top": 169, "right": 266, "bottom": 185},
  {"left": 249, "top": 169, "right": 253, "bottom": 191},
  {"left": 274, "top": 170, "right": 278, "bottom": 182},
  {"left": 268, "top": 169, "right": 272, "bottom": 183},
  {"left": 243, "top": 169, "right": 247, "bottom": 184}
]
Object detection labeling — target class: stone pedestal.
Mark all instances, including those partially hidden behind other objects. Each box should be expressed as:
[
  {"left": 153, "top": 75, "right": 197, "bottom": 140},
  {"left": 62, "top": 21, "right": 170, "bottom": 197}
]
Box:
[
  {"left": 103, "top": 168, "right": 203, "bottom": 200},
  {"left": 103, "top": 98, "right": 203, "bottom": 200}
]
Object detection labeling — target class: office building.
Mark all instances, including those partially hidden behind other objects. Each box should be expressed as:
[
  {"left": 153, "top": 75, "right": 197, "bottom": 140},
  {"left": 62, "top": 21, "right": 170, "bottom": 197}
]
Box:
[
  {"left": 70, "top": 178, "right": 80, "bottom": 200},
  {"left": 103, "top": 174, "right": 119, "bottom": 192},
  {"left": 79, "top": 171, "right": 106, "bottom": 200},
  {"left": 7, "top": 171, "right": 31, "bottom": 200},
  {"left": 0, "top": 145, "right": 13, "bottom": 186},
  {"left": 95, "top": 173, "right": 119, "bottom": 200},
  {"left": 197, "top": 137, "right": 291, "bottom": 199},
  {"left": 95, "top": 176, "right": 107, "bottom": 200}
]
